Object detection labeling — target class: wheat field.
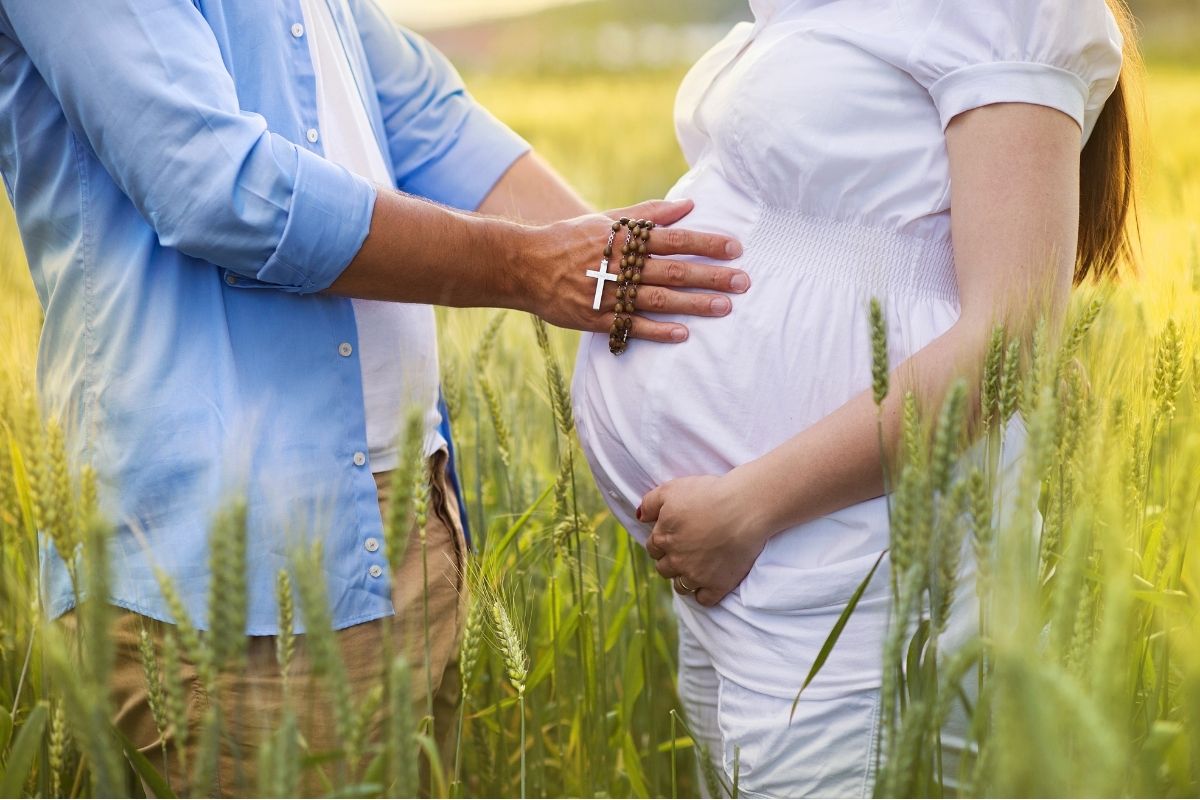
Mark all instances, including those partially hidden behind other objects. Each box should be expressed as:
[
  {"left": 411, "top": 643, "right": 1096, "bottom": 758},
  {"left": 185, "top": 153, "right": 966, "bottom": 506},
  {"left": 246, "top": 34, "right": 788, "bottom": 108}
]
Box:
[{"left": 0, "top": 63, "right": 1198, "bottom": 798}]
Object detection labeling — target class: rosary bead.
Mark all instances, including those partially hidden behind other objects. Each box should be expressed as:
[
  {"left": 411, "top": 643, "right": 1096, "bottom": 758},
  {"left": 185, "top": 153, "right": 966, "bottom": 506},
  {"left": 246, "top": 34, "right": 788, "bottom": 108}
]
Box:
[{"left": 601, "top": 221, "right": 652, "bottom": 357}]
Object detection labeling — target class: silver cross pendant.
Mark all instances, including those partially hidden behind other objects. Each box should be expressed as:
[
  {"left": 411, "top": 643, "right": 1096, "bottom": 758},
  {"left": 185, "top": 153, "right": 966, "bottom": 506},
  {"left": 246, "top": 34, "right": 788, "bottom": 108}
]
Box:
[{"left": 586, "top": 257, "right": 619, "bottom": 311}]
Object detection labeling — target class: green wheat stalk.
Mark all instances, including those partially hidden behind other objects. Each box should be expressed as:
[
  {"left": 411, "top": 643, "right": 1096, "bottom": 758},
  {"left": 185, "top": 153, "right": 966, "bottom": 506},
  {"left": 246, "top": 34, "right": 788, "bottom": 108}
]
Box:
[
  {"left": 388, "top": 655, "right": 419, "bottom": 797},
  {"left": 208, "top": 498, "right": 248, "bottom": 671},
  {"left": 275, "top": 569, "right": 295, "bottom": 695},
  {"left": 490, "top": 598, "right": 528, "bottom": 798}
]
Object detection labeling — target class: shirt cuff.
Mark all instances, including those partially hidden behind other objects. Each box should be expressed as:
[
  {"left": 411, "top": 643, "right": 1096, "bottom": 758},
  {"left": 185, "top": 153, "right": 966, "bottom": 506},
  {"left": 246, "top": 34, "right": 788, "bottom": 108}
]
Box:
[
  {"left": 927, "top": 61, "right": 1089, "bottom": 134},
  {"left": 258, "top": 146, "right": 378, "bottom": 293},
  {"left": 399, "top": 103, "right": 531, "bottom": 212}
]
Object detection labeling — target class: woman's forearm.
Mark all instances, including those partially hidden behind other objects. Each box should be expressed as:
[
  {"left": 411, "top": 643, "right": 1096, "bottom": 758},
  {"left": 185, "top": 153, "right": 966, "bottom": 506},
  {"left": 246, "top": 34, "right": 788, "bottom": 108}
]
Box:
[
  {"left": 730, "top": 103, "right": 1083, "bottom": 540},
  {"left": 640, "top": 104, "right": 1083, "bottom": 606},
  {"left": 731, "top": 319, "right": 994, "bottom": 538}
]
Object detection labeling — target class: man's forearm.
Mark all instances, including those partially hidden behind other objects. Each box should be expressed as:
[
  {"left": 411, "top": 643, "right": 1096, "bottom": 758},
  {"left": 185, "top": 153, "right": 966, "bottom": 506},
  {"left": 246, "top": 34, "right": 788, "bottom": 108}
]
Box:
[
  {"left": 325, "top": 183, "right": 749, "bottom": 343},
  {"left": 329, "top": 151, "right": 589, "bottom": 308},
  {"left": 327, "top": 186, "right": 527, "bottom": 310},
  {"left": 323, "top": 123, "right": 753, "bottom": 336}
]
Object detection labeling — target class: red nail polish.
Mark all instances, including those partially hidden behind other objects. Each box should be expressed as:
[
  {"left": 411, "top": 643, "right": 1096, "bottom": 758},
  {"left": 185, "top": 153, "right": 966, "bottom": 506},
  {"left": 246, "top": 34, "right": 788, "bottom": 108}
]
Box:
[{"left": 636, "top": 505, "right": 643, "bottom": 521}]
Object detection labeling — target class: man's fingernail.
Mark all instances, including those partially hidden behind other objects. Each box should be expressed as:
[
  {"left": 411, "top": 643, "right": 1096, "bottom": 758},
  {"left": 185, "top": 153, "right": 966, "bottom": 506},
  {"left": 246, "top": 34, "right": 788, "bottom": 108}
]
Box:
[
  {"left": 671, "top": 327, "right": 688, "bottom": 342},
  {"left": 710, "top": 297, "right": 731, "bottom": 315},
  {"left": 636, "top": 505, "right": 643, "bottom": 521},
  {"left": 730, "top": 273, "right": 750, "bottom": 292},
  {"left": 726, "top": 241, "right": 743, "bottom": 258}
]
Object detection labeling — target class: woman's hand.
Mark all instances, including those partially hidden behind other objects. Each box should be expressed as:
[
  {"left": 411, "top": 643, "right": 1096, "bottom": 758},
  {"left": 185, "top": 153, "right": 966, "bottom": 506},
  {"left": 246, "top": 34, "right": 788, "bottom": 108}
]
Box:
[
  {"left": 520, "top": 199, "right": 750, "bottom": 344},
  {"left": 639, "top": 470, "right": 773, "bottom": 607}
]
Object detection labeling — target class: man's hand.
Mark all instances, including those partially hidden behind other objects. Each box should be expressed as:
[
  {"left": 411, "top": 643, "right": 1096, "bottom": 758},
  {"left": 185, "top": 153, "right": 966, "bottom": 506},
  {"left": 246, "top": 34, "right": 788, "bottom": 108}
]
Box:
[
  {"left": 519, "top": 199, "right": 749, "bottom": 343},
  {"left": 639, "top": 470, "right": 772, "bottom": 606},
  {"left": 329, "top": 188, "right": 746, "bottom": 338}
]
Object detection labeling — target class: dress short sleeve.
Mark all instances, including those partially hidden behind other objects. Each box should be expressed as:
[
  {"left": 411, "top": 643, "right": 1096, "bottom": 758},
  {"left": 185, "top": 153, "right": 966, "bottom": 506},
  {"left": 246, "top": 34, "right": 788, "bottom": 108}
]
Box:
[{"left": 904, "top": 1, "right": 1123, "bottom": 144}]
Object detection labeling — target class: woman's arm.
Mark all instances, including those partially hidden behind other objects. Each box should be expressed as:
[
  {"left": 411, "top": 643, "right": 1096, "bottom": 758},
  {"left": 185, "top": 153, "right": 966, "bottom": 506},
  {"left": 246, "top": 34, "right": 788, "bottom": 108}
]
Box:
[{"left": 640, "top": 102, "right": 1082, "bottom": 606}]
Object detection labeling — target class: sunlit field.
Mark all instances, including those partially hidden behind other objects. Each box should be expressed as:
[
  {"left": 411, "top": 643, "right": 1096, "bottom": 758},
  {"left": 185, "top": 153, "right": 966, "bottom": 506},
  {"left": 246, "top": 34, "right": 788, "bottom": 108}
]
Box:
[{"left": 1, "top": 62, "right": 1199, "bottom": 797}]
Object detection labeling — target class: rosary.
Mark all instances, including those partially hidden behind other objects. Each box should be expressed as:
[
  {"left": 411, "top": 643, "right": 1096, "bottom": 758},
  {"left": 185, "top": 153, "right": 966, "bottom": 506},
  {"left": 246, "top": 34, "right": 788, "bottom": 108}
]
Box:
[{"left": 585, "top": 217, "right": 655, "bottom": 356}]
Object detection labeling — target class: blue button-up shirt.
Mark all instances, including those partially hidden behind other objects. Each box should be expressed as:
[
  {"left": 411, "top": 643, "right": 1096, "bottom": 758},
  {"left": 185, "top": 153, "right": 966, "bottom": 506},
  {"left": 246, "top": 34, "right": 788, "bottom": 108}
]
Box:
[{"left": 0, "top": 0, "right": 528, "bottom": 633}]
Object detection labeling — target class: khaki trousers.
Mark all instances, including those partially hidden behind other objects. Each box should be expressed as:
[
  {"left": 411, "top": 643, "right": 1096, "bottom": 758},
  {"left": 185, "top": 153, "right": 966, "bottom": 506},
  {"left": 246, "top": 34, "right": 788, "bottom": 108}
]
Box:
[{"left": 68, "top": 451, "right": 468, "bottom": 797}]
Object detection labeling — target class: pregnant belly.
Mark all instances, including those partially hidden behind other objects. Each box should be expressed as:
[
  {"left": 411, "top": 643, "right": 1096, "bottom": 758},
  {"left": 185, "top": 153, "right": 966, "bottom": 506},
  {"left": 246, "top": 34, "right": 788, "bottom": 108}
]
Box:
[
  {"left": 571, "top": 195, "right": 960, "bottom": 549},
  {"left": 575, "top": 259, "right": 869, "bottom": 535},
  {"left": 569, "top": 189, "right": 985, "bottom": 694}
]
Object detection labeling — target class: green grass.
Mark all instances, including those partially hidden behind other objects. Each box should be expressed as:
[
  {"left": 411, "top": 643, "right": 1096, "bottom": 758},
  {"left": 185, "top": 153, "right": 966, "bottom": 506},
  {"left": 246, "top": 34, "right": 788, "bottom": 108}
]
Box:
[{"left": 1, "top": 63, "right": 1199, "bottom": 797}]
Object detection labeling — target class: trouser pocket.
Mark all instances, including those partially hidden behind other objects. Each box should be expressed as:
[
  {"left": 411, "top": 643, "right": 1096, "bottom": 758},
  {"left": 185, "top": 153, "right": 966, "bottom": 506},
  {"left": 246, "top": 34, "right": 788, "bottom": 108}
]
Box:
[{"left": 715, "top": 676, "right": 882, "bottom": 799}]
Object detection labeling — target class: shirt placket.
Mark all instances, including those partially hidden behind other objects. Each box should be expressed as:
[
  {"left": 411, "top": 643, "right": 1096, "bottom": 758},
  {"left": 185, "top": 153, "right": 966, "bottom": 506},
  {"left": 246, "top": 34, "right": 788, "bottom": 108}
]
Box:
[{"left": 287, "top": 0, "right": 388, "bottom": 595}]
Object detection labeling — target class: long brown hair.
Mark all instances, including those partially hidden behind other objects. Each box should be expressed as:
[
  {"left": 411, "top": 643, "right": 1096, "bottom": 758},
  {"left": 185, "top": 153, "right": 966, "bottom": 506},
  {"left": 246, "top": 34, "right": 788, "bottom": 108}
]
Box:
[{"left": 1076, "top": 0, "right": 1142, "bottom": 283}]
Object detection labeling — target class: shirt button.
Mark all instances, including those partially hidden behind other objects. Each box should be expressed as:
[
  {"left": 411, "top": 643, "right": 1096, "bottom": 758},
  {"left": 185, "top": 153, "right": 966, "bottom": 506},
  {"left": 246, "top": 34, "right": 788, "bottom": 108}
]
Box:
[
  {"left": 365, "top": 538, "right": 380, "bottom": 553},
  {"left": 353, "top": 451, "right": 367, "bottom": 467},
  {"left": 224, "top": 273, "right": 237, "bottom": 286},
  {"left": 338, "top": 342, "right": 353, "bottom": 357},
  {"left": 291, "top": 22, "right": 305, "bottom": 38},
  {"left": 306, "top": 128, "right": 320, "bottom": 144},
  {"left": 368, "top": 564, "right": 383, "bottom": 579}
]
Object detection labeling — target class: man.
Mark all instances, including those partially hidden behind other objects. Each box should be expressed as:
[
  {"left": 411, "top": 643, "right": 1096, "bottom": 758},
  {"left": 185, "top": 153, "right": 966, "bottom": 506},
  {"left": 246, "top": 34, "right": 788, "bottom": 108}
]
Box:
[{"left": 0, "top": 0, "right": 749, "bottom": 792}]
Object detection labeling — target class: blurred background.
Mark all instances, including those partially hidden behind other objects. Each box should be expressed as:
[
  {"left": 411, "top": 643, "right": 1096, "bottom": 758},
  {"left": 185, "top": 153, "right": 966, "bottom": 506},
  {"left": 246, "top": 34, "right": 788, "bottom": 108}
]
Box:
[
  {"left": 386, "top": 0, "right": 1200, "bottom": 74},
  {"left": 0, "top": 4, "right": 1197, "bottom": 798}
]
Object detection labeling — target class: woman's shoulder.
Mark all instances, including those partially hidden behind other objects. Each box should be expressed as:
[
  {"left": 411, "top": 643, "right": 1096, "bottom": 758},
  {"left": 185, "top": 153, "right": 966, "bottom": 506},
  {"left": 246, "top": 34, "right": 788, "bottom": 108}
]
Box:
[
  {"left": 762, "top": 2, "right": 1120, "bottom": 82},
  {"left": 895, "top": 0, "right": 1123, "bottom": 85},
  {"left": 894, "top": 0, "right": 1124, "bottom": 140}
]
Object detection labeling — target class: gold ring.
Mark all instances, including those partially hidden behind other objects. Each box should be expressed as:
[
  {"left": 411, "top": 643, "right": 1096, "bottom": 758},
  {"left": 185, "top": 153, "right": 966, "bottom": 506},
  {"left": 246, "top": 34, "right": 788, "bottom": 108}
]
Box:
[{"left": 675, "top": 577, "right": 697, "bottom": 594}]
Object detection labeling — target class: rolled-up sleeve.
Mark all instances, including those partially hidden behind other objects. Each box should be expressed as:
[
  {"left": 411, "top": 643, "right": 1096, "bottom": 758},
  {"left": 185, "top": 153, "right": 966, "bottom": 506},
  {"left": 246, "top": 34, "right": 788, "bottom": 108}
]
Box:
[
  {"left": 352, "top": 0, "right": 530, "bottom": 211},
  {"left": 1, "top": 0, "right": 375, "bottom": 293}
]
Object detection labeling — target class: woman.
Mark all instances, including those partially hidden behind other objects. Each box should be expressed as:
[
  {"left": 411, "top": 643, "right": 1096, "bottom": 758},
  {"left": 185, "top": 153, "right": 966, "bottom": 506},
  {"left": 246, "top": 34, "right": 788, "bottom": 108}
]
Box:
[{"left": 572, "top": 0, "right": 1135, "bottom": 796}]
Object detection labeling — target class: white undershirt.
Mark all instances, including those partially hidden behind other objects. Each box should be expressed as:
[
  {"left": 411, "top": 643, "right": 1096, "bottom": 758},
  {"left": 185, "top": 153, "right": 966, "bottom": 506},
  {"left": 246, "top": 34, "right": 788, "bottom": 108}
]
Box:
[{"left": 298, "top": 0, "right": 443, "bottom": 471}]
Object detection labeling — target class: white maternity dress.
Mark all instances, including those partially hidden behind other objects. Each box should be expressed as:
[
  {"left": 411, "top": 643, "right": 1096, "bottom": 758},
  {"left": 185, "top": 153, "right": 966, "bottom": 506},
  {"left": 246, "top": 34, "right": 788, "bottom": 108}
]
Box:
[{"left": 572, "top": 1, "right": 1123, "bottom": 796}]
